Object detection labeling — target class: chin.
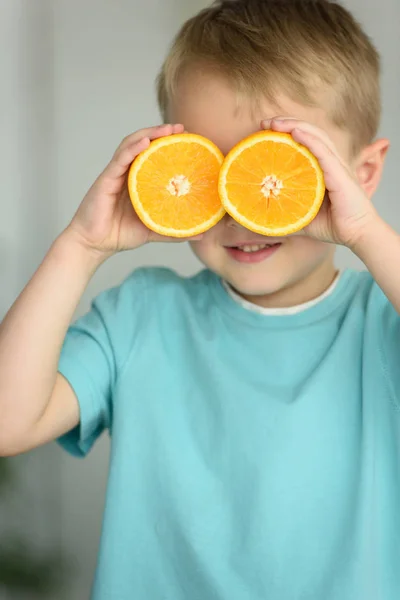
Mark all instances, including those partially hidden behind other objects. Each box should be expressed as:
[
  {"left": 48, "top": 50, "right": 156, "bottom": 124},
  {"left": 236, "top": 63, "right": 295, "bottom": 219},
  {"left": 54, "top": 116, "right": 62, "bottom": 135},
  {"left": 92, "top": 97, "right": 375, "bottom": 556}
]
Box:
[{"left": 224, "top": 269, "right": 288, "bottom": 298}]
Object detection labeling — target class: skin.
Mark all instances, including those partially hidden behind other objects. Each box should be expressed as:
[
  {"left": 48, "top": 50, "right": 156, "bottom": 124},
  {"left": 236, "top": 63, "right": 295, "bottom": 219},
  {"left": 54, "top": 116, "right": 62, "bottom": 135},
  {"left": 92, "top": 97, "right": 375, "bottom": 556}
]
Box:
[{"left": 169, "top": 71, "right": 391, "bottom": 307}]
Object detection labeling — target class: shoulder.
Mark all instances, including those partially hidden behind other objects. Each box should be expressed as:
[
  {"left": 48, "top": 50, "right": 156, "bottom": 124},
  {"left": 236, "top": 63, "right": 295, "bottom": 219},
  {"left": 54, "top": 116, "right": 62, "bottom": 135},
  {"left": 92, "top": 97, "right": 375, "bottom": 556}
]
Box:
[
  {"left": 125, "top": 266, "right": 216, "bottom": 302},
  {"left": 342, "top": 269, "right": 383, "bottom": 310},
  {"left": 72, "top": 268, "right": 216, "bottom": 369},
  {"left": 329, "top": 269, "right": 397, "bottom": 332},
  {"left": 344, "top": 269, "right": 399, "bottom": 344},
  {"left": 347, "top": 270, "right": 400, "bottom": 406},
  {"left": 95, "top": 267, "right": 217, "bottom": 318},
  {"left": 348, "top": 269, "right": 395, "bottom": 315}
]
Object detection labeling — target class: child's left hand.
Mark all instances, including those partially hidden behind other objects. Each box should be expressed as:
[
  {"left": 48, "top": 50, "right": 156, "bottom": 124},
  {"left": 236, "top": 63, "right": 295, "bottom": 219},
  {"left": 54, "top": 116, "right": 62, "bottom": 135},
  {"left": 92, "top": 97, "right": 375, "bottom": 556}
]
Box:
[{"left": 261, "top": 117, "right": 379, "bottom": 249}]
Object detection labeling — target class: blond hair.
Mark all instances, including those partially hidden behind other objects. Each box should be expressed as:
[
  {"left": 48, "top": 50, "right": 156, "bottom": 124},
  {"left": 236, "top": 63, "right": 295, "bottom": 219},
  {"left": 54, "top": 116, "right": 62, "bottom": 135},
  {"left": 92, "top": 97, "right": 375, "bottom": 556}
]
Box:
[{"left": 156, "top": 0, "right": 381, "bottom": 155}]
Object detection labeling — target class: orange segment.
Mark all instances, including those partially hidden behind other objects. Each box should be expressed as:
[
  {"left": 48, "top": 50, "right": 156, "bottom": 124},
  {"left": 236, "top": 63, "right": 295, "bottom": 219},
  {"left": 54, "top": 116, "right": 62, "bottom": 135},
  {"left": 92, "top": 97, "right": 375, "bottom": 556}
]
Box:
[
  {"left": 128, "top": 133, "right": 225, "bottom": 237},
  {"left": 218, "top": 131, "right": 326, "bottom": 236}
]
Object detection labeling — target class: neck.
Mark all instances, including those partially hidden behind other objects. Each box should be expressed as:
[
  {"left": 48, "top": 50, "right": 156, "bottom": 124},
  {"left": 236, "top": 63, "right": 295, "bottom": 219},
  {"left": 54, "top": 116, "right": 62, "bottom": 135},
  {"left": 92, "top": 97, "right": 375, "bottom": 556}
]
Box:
[{"left": 239, "top": 259, "right": 338, "bottom": 309}]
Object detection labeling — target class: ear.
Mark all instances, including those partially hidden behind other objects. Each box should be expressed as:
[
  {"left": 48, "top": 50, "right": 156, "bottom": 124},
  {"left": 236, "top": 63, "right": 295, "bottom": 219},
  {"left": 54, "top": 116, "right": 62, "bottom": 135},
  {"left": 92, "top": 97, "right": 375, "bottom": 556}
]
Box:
[{"left": 355, "top": 138, "right": 390, "bottom": 199}]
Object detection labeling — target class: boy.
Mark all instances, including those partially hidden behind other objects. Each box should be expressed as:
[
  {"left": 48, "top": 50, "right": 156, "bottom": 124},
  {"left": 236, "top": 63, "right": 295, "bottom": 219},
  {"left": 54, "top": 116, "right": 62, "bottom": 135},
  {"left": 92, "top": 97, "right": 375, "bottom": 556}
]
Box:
[{"left": 1, "top": 0, "right": 399, "bottom": 598}]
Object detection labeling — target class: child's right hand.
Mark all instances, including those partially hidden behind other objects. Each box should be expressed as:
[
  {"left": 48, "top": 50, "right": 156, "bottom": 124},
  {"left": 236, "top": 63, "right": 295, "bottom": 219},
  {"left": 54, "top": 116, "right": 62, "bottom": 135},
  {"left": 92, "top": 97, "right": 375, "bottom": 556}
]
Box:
[
  {"left": 1, "top": 123, "right": 201, "bottom": 457},
  {"left": 65, "top": 123, "right": 197, "bottom": 260}
]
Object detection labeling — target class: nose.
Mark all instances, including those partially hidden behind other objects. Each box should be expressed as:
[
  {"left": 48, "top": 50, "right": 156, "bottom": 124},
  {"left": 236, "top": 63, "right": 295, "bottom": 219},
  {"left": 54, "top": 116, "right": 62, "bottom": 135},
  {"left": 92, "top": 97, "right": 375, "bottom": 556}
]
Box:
[{"left": 225, "top": 214, "right": 246, "bottom": 230}]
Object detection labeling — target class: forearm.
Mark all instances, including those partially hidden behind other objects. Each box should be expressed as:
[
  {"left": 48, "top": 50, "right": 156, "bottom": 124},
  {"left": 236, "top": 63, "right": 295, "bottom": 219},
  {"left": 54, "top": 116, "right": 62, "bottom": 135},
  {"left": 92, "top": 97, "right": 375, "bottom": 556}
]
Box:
[
  {"left": 353, "top": 216, "right": 400, "bottom": 314},
  {"left": 0, "top": 229, "right": 104, "bottom": 446}
]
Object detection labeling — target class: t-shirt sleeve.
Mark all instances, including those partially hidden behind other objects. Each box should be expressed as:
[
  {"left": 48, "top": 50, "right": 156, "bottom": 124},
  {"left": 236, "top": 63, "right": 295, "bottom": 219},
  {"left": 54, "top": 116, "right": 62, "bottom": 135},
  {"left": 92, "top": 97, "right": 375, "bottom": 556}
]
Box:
[
  {"left": 376, "top": 284, "right": 400, "bottom": 406},
  {"left": 57, "top": 269, "right": 147, "bottom": 457}
]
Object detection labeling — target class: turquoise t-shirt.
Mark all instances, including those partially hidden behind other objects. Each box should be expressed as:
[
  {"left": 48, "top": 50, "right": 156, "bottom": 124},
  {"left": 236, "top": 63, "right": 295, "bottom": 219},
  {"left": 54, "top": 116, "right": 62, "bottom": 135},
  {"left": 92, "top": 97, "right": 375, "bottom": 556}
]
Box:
[{"left": 58, "top": 267, "right": 400, "bottom": 600}]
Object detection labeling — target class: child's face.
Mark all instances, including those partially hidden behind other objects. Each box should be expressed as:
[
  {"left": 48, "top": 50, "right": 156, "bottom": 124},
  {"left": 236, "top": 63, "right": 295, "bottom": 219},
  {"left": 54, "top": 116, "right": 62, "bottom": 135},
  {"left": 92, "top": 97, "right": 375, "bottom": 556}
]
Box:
[{"left": 169, "top": 71, "right": 355, "bottom": 306}]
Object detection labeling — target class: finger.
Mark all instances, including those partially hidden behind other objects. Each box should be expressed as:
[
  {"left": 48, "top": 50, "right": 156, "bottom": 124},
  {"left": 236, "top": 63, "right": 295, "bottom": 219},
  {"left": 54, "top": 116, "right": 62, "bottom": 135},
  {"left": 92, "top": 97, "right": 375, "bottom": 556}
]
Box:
[
  {"left": 266, "top": 117, "right": 338, "bottom": 155},
  {"left": 262, "top": 117, "right": 340, "bottom": 158},
  {"left": 104, "top": 123, "right": 185, "bottom": 179},
  {"left": 118, "top": 123, "right": 184, "bottom": 153},
  {"left": 101, "top": 136, "right": 151, "bottom": 182},
  {"left": 290, "top": 128, "right": 352, "bottom": 194},
  {"left": 102, "top": 124, "right": 185, "bottom": 183}
]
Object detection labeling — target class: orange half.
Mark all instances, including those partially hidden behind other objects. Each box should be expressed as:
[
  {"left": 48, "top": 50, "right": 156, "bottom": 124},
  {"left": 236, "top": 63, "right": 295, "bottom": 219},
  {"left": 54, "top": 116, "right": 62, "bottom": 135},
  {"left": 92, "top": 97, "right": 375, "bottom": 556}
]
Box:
[
  {"left": 218, "top": 131, "right": 325, "bottom": 236},
  {"left": 128, "top": 133, "right": 225, "bottom": 237}
]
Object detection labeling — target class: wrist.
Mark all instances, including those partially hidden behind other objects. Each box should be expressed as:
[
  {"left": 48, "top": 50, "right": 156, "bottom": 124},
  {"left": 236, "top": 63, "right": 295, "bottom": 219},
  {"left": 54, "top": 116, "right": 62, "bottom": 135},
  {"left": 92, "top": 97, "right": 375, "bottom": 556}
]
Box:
[
  {"left": 351, "top": 214, "right": 392, "bottom": 261},
  {"left": 53, "top": 228, "right": 110, "bottom": 276}
]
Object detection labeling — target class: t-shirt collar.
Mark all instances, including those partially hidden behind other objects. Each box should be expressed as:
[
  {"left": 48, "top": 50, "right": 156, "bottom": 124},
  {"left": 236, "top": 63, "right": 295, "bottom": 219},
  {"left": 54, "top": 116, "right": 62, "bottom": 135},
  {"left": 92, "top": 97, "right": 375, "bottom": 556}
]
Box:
[{"left": 222, "top": 272, "right": 342, "bottom": 316}]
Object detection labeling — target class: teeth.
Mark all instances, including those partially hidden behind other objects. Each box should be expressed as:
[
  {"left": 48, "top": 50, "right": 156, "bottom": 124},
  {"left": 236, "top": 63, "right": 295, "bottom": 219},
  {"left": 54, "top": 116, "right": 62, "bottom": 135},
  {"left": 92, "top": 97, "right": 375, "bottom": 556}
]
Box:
[{"left": 241, "top": 244, "right": 271, "bottom": 253}]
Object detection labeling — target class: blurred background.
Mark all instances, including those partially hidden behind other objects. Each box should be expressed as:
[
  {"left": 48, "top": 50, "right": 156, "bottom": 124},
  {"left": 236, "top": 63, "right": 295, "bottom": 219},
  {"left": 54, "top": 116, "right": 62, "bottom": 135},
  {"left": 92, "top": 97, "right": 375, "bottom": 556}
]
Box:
[{"left": 0, "top": 0, "right": 399, "bottom": 598}]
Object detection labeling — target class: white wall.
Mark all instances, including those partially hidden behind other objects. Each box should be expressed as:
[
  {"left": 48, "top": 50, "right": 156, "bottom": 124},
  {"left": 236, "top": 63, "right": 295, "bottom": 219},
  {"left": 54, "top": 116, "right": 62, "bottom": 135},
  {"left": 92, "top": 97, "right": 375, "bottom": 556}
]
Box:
[
  {"left": 1, "top": 0, "right": 399, "bottom": 598},
  {"left": 0, "top": 4, "right": 62, "bottom": 599}
]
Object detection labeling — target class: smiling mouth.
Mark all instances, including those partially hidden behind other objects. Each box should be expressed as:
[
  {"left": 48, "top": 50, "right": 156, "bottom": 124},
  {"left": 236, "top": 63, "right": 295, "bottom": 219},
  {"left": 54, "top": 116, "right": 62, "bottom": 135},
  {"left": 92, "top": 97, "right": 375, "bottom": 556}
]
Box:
[{"left": 227, "top": 243, "right": 281, "bottom": 253}]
